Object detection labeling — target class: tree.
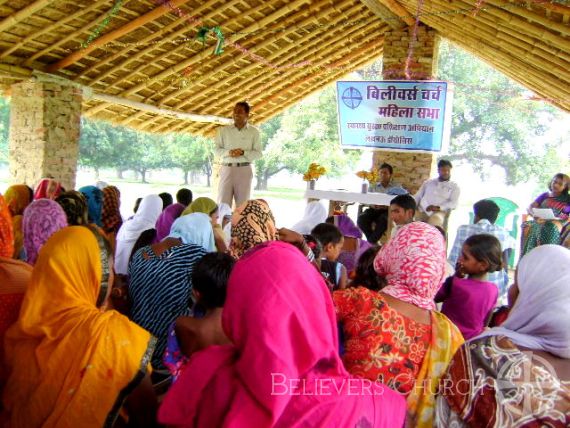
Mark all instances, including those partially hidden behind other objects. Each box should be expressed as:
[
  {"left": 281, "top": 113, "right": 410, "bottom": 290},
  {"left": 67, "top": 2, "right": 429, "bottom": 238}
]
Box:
[
  {"left": 254, "top": 86, "right": 360, "bottom": 190},
  {"left": 436, "top": 39, "right": 564, "bottom": 185},
  {"left": 166, "top": 134, "right": 215, "bottom": 185},
  {"left": 79, "top": 119, "right": 115, "bottom": 178}
]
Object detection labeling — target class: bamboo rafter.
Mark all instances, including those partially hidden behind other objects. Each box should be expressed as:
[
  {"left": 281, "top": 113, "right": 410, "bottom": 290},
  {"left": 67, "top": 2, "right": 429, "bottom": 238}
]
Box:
[
  {"left": 81, "top": 0, "right": 238, "bottom": 86},
  {"left": 0, "top": 0, "right": 57, "bottom": 33},
  {"left": 21, "top": 0, "right": 138, "bottom": 67},
  {"left": 135, "top": 12, "right": 383, "bottom": 130},
  {"left": 189, "top": 43, "right": 380, "bottom": 136},
  {"left": 0, "top": 0, "right": 113, "bottom": 60},
  {"left": 83, "top": 0, "right": 313, "bottom": 116},
  {"left": 45, "top": 0, "right": 195, "bottom": 72},
  {"left": 147, "top": 27, "right": 384, "bottom": 133},
  {"left": 96, "top": 0, "right": 279, "bottom": 94},
  {"left": 148, "top": 0, "right": 354, "bottom": 106},
  {"left": 124, "top": 0, "right": 364, "bottom": 127},
  {"left": 137, "top": 15, "right": 384, "bottom": 130}
]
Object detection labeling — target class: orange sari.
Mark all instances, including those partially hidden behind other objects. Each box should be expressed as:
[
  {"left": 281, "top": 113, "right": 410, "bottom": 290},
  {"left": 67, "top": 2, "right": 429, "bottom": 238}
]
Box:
[
  {"left": 0, "top": 195, "right": 14, "bottom": 258},
  {"left": 3, "top": 227, "right": 155, "bottom": 428},
  {"left": 4, "top": 185, "right": 32, "bottom": 258}
]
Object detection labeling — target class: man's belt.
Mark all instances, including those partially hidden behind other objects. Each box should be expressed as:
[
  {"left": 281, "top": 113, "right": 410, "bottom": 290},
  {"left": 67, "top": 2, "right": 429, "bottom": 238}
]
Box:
[{"left": 223, "top": 162, "right": 250, "bottom": 167}]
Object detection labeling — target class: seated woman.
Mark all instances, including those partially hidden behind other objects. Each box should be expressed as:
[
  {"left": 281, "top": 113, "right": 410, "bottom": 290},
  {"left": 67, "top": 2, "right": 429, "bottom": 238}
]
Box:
[
  {"left": 229, "top": 199, "right": 278, "bottom": 259},
  {"left": 22, "top": 199, "right": 68, "bottom": 265},
  {"left": 128, "top": 213, "right": 213, "bottom": 369},
  {"left": 3, "top": 227, "right": 158, "bottom": 427},
  {"left": 158, "top": 241, "right": 406, "bottom": 427},
  {"left": 101, "top": 185, "right": 123, "bottom": 240},
  {"left": 327, "top": 213, "right": 372, "bottom": 273},
  {"left": 4, "top": 185, "right": 33, "bottom": 259},
  {"left": 56, "top": 190, "right": 89, "bottom": 226},
  {"left": 115, "top": 194, "right": 163, "bottom": 275},
  {"left": 290, "top": 200, "right": 328, "bottom": 235},
  {"left": 164, "top": 252, "right": 235, "bottom": 379},
  {"left": 522, "top": 173, "right": 570, "bottom": 256},
  {"left": 436, "top": 245, "right": 570, "bottom": 427},
  {"left": 0, "top": 194, "right": 32, "bottom": 398},
  {"left": 333, "top": 222, "right": 464, "bottom": 427},
  {"left": 79, "top": 185, "right": 104, "bottom": 228},
  {"left": 33, "top": 177, "right": 62, "bottom": 200},
  {"left": 182, "top": 197, "right": 227, "bottom": 252}
]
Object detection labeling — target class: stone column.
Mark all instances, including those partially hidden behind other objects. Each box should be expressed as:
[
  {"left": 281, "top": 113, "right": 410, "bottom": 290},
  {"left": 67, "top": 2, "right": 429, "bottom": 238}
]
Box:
[
  {"left": 372, "top": 24, "right": 439, "bottom": 194},
  {"left": 9, "top": 78, "right": 82, "bottom": 190}
]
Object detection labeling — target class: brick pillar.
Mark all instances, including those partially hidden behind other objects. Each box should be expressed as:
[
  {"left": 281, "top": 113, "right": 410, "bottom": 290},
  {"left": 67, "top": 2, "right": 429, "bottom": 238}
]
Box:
[
  {"left": 372, "top": 24, "right": 439, "bottom": 194},
  {"left": 9, "top": 78, "right": 82, "bottom": 190}
]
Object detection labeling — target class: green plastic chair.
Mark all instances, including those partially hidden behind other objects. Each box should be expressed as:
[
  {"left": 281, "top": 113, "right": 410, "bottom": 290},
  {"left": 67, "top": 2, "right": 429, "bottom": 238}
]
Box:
[{"left": 469, "top": 197, "right": 519, "bottom": 268}]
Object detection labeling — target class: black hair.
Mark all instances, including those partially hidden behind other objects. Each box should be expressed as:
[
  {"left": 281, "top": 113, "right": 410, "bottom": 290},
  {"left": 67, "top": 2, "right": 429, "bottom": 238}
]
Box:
[
  {"left": 235, "top": 101, "right": 250, "bottom": 115},
  {"left": 311, "top": 223, "right": 343, "bottom": 247},
  {"left": 176, "top": 188, "right": 193, "bottom": 206},
  {"left": 26, "top": 185, "right": 34, "bottom": 202},
  {"left": 473, "top": 199, "right": 500, "bottom": 224},
  {"left": 379, "top": 163, "right": 393, "bottom": 175},
  {"left": 129, "top": 229, "right": 157, "bottom": 263},
  {"left": 390, "top": 194, "right": 416, "bottom": 212},
  {"left": 158, "top": 192, "right": 173, "bottom": 210},
  {"left": 437, "top": 159, "right": 453, "bottom": 169},
  {"left": 191, "top": 253, "right": 236, "bottom": 309},
  {"left": 463, "top": 234, "right": 503, "bottom": 273},
  {"left": 352, "top": 246, "right": 386, "bottom": 291},
  {"left": 133, "top": 197, "right": 142, "bottom": 214},
  {"left": 549, "top": 173, "right": 569, "bottom": 195},
  {"left": 303, "top": 234, "right": 322, "bottom": 259}
]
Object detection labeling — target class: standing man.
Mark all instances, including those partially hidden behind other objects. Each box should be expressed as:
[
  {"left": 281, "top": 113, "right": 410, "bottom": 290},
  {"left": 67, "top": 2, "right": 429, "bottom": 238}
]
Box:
[
  {"left": 414, "top": 159, "right": 460, "bottom": 229},
  {"left": 215, "top": 102, "right": 262, "bottom": 208}
]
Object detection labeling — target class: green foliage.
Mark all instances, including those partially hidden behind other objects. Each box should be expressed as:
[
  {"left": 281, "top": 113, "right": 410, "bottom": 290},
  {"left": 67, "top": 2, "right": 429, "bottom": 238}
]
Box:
[
  {"left": 436, "top": 39, "right": 564, "bottom": 185},
  {"left": 254, "top": 85, "right": 360, "bottom": 190},
  {"left": 165, "top": 133, "right": 214, "bottom": 185}
]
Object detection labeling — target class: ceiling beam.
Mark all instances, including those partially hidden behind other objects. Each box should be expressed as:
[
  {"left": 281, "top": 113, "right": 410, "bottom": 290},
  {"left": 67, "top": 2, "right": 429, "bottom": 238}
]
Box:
[{"left": 359, "top": 0, "right": 415, "bottom": 28}]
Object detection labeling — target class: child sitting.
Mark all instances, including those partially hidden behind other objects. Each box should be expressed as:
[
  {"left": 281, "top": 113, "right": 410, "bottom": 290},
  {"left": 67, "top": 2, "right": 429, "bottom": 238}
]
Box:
[
  {"left": 164, "top": 253, "right": 235, "bottom": 379},
  {"left": 435, "top": 234, "right": 502, "bottom": 340},
  {"left": 311, "top": 223, "right": 347, "bottom": 290}
]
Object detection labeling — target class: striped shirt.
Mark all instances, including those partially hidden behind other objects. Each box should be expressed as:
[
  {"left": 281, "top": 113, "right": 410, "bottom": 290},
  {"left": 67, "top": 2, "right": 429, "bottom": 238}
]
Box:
[{"left": 128, "top": 243, "right": 207, "bottom": 368}]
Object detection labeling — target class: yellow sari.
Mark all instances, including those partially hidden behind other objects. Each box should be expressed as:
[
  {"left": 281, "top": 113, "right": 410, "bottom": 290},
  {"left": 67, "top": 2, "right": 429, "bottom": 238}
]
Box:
[
  {"left": 406, "top": 311, "right": 464, "bottom": 428},
  {"left": 3, "top": 226, "right": 156, "bottom": 428}
]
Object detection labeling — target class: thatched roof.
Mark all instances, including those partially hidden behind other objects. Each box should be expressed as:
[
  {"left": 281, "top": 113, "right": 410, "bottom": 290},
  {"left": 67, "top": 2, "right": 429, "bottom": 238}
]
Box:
[{"left": 0, "top": 0, "right": 568, "bottom": 135}]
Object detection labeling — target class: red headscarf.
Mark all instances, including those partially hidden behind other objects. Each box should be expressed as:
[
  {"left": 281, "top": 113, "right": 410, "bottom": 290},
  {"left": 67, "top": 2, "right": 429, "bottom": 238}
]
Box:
[
  {"left": 102, "top": 186, "right": 123, "bottom": 236},
  {"left": 159, "top": 241, "right": 406, "bottom": 427},
  {"left": 33, "top": 178, "right": 62, "bottom": 200},
  {"left": 374, "top": 221, "right": 446, "bottom": 310}
]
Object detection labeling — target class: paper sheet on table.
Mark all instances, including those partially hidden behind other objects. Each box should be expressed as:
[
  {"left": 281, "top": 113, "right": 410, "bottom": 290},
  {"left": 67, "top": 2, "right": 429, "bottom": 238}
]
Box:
[{"left": 532, "top": 208, "right": 560, "bottom": 220}]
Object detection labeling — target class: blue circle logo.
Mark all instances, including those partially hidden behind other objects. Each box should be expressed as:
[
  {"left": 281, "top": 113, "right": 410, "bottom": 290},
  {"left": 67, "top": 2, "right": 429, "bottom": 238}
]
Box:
[{"left": 342, "top": 87, "right": 362, "bottom": 109}]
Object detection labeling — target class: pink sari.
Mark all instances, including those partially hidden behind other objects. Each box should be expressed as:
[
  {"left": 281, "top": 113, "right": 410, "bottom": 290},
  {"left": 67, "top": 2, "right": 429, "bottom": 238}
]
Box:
[{"left": 159, "top": 241, "right": 406, "bottom": 427}]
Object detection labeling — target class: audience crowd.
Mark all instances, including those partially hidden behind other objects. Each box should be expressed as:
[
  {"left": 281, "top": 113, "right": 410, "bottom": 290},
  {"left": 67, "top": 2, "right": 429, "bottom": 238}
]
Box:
[{"left": 0, "top": 166, "right": 569, "bottom": 427}]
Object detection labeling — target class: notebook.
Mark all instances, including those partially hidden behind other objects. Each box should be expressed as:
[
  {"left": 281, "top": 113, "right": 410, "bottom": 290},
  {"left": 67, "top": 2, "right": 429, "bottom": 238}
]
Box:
[{"left": 532, "top": 208, "right": 560, "bottom": 220}]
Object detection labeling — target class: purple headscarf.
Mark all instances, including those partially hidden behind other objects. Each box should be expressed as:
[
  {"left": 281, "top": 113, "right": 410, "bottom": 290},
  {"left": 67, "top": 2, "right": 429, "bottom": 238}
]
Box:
[
  {"left": 23, "top": 199, "right": 68, "bottom": 265},
  {"left": 333, "top": 214, "right": 362, "bottom": 239},
  {"left": 154, "top": 203, "right": 185, "bottom": 243}
]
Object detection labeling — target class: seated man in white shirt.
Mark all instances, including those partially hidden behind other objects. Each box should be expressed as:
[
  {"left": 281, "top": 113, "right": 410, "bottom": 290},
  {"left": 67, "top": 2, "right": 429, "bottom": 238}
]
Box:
[
  {"left": 414, "top": 159, "right": 460, "bottom": 229},
  {"left": 448, "top": 199, "right": 516, "bottom": 299}
]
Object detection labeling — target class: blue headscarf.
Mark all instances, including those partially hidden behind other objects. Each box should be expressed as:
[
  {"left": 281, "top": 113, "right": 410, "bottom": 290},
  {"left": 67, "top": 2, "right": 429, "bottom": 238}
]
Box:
[
  {"left": 79, "top": 186, "right": 103, "bottom": 227},
  {"left": 169, "top": 212, "right": 215, "bottom": 252}
]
